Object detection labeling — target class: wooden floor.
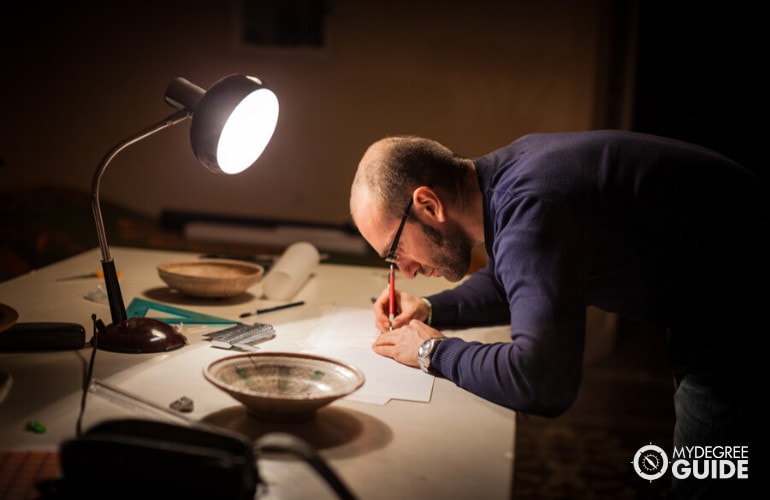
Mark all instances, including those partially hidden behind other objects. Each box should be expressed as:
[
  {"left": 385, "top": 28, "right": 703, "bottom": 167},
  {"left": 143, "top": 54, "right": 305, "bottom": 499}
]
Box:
[{"left": 0, "top": 451, "right": 60, "bottom": 500}]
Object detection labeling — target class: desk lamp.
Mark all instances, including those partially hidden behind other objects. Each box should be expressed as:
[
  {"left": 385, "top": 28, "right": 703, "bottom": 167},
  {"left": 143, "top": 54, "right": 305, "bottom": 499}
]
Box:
[{"left": 91, "top": 75, "right": 279, "bottom": 353}]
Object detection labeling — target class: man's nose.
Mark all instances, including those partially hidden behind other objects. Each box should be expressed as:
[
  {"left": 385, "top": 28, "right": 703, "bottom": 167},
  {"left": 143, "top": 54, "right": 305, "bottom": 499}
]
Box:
[{"left": 397, "top": 260, "right": 418, "bottom": 279}]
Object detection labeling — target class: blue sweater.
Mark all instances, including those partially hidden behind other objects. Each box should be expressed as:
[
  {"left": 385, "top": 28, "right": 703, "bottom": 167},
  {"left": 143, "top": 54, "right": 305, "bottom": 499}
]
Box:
[{"left": 425, "top": 130, "right": 767, "bottom": 416}]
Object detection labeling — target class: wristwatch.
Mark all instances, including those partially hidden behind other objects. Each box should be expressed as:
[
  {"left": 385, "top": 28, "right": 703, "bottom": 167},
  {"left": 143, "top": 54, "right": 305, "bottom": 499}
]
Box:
[{"left": 418, "top": 338, "right": 442, "bottom": 374}]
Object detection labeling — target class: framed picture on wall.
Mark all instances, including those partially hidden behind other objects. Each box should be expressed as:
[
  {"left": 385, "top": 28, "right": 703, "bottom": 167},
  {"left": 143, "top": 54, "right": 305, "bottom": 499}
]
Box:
[{"left": 232, "top": 0, "right": 332, "bottom": 55}]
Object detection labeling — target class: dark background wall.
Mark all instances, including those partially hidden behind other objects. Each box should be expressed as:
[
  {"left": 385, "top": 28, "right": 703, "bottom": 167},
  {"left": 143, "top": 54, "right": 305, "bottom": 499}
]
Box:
[
  {"left": 2, "top": 0, "right": 763, "bottom": 225},
  {"left": 1, "top": 0, "right": 605, "bottom": 226},
  {"left": 632, "top": 2, "right": 763, "bottom": 179}
]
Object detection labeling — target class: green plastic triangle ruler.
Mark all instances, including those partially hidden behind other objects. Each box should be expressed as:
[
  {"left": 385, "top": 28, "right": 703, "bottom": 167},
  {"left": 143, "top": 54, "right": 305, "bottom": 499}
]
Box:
[{"left": 126, "top": 298, "right": 240, "bottom": 325}]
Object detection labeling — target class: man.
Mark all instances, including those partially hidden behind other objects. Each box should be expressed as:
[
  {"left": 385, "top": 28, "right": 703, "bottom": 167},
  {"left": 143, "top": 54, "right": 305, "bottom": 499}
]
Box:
[{"left": 349, "top": 131, "right": 764, "bottom": 498}]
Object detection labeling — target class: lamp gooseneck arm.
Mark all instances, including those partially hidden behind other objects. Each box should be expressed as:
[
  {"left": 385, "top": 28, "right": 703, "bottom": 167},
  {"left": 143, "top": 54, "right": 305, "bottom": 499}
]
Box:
[{"left": 90, "top": 109, "right": 190, "bottom": 324}]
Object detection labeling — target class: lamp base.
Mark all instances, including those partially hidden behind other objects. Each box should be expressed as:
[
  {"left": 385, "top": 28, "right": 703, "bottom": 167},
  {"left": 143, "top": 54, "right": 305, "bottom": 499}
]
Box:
[{"left": 96, "top": 317, "right": 187, "bottom": 353}]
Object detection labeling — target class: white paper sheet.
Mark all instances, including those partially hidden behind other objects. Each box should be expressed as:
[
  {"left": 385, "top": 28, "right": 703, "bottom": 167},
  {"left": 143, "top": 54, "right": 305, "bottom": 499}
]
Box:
[
  {"left": 302, "top": 307, "right": 434, "bottom": 405},
  {"left": 97, "top": 306, "right": 434, "bottom": 418}
]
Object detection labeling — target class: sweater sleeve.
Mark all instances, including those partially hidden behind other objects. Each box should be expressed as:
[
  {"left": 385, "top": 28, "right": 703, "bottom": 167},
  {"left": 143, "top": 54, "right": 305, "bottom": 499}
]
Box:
[
  {"left": 425, "top": 194, "right": 588, "bottom": 416},
  {"left": 427, "top": 262, "right": 510, "bottom": 327}
]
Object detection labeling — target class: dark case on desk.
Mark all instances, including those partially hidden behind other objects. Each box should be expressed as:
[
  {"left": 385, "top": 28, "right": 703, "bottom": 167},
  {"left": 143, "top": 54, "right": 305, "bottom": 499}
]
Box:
[
  {"left": 0, "top": 322, "right": 86, "bottom": 351},
  {"left": 44, "top": 418, "right": 259, "bottom": 500}
]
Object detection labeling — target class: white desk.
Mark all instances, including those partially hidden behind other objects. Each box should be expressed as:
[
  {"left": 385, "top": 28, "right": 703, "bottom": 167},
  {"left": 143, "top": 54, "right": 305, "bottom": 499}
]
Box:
[{"left": 0, "top": 247, "right": 514, "bottom": 499}]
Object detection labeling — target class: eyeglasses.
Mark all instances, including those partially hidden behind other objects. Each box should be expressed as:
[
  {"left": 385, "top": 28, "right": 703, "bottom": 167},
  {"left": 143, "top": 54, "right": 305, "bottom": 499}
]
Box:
[{"left": 385, "top": 197, "right": 414, "bottom": 264}]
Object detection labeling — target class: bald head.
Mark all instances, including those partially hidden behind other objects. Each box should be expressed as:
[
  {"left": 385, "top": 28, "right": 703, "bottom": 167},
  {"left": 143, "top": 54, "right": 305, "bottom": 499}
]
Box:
[
  {"left": 350, "top": 138, "right": 392, "bottom": 222},
  {"left": 350, "top": 135, "right": 474, "bottom": 225}
]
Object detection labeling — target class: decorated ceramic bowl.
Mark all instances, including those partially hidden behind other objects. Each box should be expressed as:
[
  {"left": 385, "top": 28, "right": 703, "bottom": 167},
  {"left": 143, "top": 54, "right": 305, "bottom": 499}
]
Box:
[{"left": 204, "top": 352, "right": 365, "bottom": 421}]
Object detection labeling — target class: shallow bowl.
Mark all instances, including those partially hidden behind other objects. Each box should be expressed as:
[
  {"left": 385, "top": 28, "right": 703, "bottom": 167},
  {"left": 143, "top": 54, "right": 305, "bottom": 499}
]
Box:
[
  {"left": 157, "top": 259, "right": 264, "bottom": 298},
  {"left": 204, "top": 352, "right": 365, "bottom": 421}
]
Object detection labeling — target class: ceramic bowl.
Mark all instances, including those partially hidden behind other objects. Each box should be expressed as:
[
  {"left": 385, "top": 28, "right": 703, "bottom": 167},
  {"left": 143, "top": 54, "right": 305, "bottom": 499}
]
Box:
[
  {"left": 204, "top": 352, "right": 365, "bottom": 421},
  {"left": 157, "top": 259, "right": 264, "bottom": 298}
]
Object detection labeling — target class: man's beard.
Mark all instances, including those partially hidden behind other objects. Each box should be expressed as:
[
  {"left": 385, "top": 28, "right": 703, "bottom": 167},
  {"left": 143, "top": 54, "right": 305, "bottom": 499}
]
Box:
[{"left": 419, "top": 219, "right": 474, "bottom": 282}]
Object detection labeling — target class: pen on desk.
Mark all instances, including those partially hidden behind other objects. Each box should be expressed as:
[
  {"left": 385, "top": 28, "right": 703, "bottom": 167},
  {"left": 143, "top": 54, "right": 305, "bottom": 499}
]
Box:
[
  {"left": 388, "top": 264, "right": 396, "bottom": 331},
  {"left": 239, "top": 301, "right": 305, "bottom": 318}
]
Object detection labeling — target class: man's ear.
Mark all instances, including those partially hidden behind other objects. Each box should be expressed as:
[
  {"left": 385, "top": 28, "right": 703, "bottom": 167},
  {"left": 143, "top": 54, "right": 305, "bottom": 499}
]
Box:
[{"left": 413, "top": 186, "right": 445, "bottom": 222}]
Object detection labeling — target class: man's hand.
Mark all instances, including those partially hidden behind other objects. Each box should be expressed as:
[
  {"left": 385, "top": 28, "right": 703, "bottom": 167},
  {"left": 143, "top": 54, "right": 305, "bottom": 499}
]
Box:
[
  {"left": 371, "top": 319, "right": 445, "bottom": 368},
  {"left": 372, "top": 288, "right": 431, "bottom": 333}
]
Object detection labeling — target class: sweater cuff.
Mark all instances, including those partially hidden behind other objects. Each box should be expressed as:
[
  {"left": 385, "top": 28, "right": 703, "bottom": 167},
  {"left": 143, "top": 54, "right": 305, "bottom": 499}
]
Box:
[{"left": 420, "top": 297, "right": 433, "bottom": 325}]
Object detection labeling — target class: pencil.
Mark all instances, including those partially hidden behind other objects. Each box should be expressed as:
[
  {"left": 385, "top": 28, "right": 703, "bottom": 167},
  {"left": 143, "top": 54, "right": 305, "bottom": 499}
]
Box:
[
  {"left": 239, "top": 301, "right": 305, "bottom": 318},
  {"left": 388, "top": 264, "right": 396, "bottom": 330}
]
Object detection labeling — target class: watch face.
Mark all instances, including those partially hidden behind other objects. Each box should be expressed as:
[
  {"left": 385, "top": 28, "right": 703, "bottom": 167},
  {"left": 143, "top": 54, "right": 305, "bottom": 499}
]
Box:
[
  {"left": 418, "top": 339, "right": 437, "bottom": 373},
  {"left": 419, "top": 339, "right": 439, "bottom": 358}
]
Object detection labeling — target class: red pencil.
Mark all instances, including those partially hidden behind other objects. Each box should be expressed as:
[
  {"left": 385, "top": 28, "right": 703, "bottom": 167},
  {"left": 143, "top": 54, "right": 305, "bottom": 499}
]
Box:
[{"left": 388, "top": 264, "right": 396, "bottom": 330}]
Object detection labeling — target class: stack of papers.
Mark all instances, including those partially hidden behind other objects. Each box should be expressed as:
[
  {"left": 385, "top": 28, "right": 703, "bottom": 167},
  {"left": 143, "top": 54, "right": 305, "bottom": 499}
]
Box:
[{"left": 303, "top": 307, "right": 434, "bottom": 405}]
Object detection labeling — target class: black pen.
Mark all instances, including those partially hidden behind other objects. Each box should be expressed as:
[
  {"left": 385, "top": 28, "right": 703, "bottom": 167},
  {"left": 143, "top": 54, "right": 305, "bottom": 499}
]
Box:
[{"left": 239, "top": 301, "right": 305, "bottom": 318}]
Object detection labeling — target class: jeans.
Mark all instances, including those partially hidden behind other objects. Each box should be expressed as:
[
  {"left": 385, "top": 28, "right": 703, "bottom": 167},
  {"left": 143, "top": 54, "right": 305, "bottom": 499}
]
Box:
[{"left": 668, "top": 354, "right": 756, "bottom": 499}]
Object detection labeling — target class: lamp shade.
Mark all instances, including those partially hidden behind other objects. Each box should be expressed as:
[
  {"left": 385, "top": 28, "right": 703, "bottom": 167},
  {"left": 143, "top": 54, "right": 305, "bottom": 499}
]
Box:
[{"left": 166, "top": 75, "right": 279, "bottom": 174}]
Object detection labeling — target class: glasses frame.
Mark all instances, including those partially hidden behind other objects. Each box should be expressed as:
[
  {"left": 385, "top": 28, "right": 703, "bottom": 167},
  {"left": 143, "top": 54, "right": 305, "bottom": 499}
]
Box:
[{"left": 385, "top": 197, "right": 414, "bottom": 264}]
